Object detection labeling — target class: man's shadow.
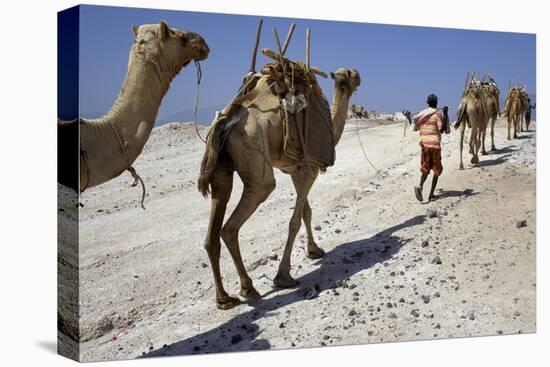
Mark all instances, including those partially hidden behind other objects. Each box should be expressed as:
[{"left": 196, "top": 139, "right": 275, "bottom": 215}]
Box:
[
  {"left": 142, "top": 215, "right": 426, "bottom": 358},
  {"left": 435, "top": 188, "right": 478, "bottom": 200}
]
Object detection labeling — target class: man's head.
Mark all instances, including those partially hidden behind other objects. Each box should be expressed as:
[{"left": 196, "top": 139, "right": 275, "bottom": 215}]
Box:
[
  {"left": 528, "top": 98, "right": 531, "bottom": 103},
  {"left": 427, "top": 94, "right": 438, "bottom": 108}
]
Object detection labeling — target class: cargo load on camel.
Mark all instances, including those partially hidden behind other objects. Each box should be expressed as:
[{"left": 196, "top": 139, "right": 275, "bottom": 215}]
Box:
[{"left": 200, "top": 24, "right": 335, "bottom": 180}]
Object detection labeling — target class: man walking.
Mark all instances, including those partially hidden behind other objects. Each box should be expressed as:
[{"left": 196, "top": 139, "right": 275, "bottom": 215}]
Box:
[
  {"left": 524, "top": 98, "right": 536, "bottom": 131},
  {"left": 413, "top": 94, "right": 450, "bottom": 202}
]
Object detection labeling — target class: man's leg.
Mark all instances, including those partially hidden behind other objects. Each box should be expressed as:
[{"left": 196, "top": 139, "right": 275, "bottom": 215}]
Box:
[
  {"left": 428, "top": 175, "right": 439, "bottom": 201},
  {"left": 428, "top": 148, "right": 443, "bottom": 201},
  {"left": 415, "top": 172, "right": 428, "bottom": 202}
]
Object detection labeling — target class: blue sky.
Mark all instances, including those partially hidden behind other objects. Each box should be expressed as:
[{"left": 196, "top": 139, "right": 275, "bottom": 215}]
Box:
[{"left": 76, "top": 5, "right": 536, "bottom": 123}]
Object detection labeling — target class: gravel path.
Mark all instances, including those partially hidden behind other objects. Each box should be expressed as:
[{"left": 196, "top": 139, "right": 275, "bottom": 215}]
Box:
[{"left": 58, "top": 118, "right": 536, "bottom": 361}]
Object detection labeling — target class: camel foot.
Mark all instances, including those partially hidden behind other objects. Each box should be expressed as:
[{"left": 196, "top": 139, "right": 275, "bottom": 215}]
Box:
[
  {"left": 240, "top": 286, "right": 261, "bottom": 301},
  {"left": 507, "top": 136, "right": 511, "bottom": 141},
  {"left": 470, "top": 156, "right": 479, "bottom": 164},
  {"left": 273, "top": 271, "right": 298, "bottom": 288},
  {"left": 491, "top": 146, "right": 497, "bottom": 152},
  {"left": 459, "top": 164, "right": 465, "bottom": 170},
  {"left": 216, "top": 295, "right": 241, "bottom": 310},
  {"left": 481, "top": 150, "right": 488, "bottom": 156},
  {"left": 305, "top": 243, "right": 325, "bottom": 259}
]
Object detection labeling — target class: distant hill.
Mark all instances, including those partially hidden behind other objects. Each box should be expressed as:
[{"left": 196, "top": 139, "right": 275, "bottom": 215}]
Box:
[{"left": 157, "top": 106, "right": 222, "bottom": 126}]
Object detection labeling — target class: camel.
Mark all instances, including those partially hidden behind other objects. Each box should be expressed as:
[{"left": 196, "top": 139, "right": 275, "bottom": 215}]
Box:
[
  {"left": 504, "top": 88, "right": 524, "bottom": 140},
  {"left": 58, "top": 21, "right": 209, "bottom": 198},
  {"left": 350, "top": 103, "right": 366, "bottom": 119},
  {"left": 197, "top": 67, "right": 361, "bottom": 309},
  {"left": 455, "top": 83, "right": 489, "bottom": 169},
  {"left": 480, "top": 83, "right": 500, "bottom": 153}
]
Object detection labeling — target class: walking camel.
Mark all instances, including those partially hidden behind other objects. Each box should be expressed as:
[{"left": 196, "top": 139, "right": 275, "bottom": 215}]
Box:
[
  {"left": 480, "top": 82, "right": 500, "bottom": 153},
  {"left": 197, "top": 67, "right": 361, "bottom": 309},
  {"left": 58, "top": 21, "right": 209, "bottom": 203},
  {"left": 455, "top": 76, "right": 489, "bottom": 169},
  {"left": 504, "top": 87, "right": 524, "bottom": 140},
  {"left": 350, "top": 103, "right": 366, "bottom": 119}
]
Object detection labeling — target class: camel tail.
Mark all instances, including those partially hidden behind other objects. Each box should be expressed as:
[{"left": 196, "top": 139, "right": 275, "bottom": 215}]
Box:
[
  {"left": 455, "top": 101, "right": 467, "bottom": 130},
  {"left": 197, "top": 120, "right": 224, "bottom": 197}
]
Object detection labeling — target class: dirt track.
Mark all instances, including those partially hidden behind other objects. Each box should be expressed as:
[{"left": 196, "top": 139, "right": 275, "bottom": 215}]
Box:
[{"left": 58, "top": 118, "right": 536, "bottom": 361}]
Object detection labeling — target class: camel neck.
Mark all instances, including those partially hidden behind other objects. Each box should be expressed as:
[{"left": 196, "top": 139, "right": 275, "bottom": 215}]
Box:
[
  {"left": 331, "top": 88, "right": 351, "bottom": 146},
  {"left": 98, "top": 52, "right": 174, "bottom": 164}
]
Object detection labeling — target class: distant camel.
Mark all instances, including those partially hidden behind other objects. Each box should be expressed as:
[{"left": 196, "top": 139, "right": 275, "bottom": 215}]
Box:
[
  {"left": 504, "top": 88, "right": 524, "bottom": 140},
  {"left": 455, "top": 83, "right": 489, "bottom": 169},
  {"left": 480, "top": 82, "right": 500, "bottom": 153},
  {"left": 350, "top": 103, "right": 366, "bottom": 119}
]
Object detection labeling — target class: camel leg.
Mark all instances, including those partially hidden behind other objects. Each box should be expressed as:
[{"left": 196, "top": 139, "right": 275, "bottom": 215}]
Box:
[
  {"left": 514, "top": 115, "right": 518, "bottom": 139},
  {"left": 481, "top": 126, "right": 488, "bottom": 155},
  {"left": 490, "top": 117, "right": 496, "bottom": 151},
  {"left": 459, "top": 123, "right": 465, "bottom": 170},
  {"left": 507, "top": 115, "right": 512, "bottom": 140},
  {"left": 520, "top": 114, "right": 524, "bottom": 132},
  {"left": 475, "top": 128, "right": 482, "bottom": 163},
  {"left": 291, "top": 171, "right": 325, "bottom": 258},
  {"left": 221, "top": 166, "right": 276, "bottom": 302},
  {"left": 470, "top": 127, "right": 479, "bottom": 165},
  {"left": 203, "top": 165, "right": 241, "bottom": 310},
  {"left": 301, "top": 199, "right": 325, "bottom": 259},
  {"left": 274, "top": 166, "right": 319, "bottom": 287}
]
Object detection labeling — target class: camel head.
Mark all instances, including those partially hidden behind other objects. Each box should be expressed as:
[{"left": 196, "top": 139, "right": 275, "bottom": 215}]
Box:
[
  {"left": 330, "top": 68, "right": 361, "bottom": 95},
  {"left": 508, "top": 88, "right": 520, "bottom": 100},
  {"left": 132, "top": 21, "right": 209, "bottom": 73}
]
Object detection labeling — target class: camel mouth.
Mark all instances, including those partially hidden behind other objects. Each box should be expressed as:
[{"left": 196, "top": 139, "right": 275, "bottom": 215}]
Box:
[
  {"left": 194, "top": 45, "right": 209, "bottom": 61},
  {"left": 190, "top": 35, "right": 210, "bottom": 61}
]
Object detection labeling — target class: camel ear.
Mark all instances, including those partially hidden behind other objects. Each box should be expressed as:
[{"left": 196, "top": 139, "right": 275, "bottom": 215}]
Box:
[
  {"left": 330, "top": 72, "right": 335, "bottom": 80},
  {"left": 158, "top": 20, "right": 170, "bottom": 40},
  {"left": 132, "top": 25, "right": 139, "bottom": 38}
]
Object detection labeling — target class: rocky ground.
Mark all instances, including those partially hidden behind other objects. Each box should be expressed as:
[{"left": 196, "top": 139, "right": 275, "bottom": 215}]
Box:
[{"left": 58, "top": 118, "right": 536, "bottom": 362}]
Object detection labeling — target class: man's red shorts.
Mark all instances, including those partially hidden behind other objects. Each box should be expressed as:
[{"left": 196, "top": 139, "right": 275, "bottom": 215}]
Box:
[{"left": 420, "top": 144, "right": 443, "bottom": 176}]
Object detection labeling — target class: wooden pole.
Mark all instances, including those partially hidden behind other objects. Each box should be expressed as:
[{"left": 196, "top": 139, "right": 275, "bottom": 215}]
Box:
[
  {"left": 463, "top": 71, "right": 470, "bottom": 92},
  {"left": 250, "top": 19, "right": 263, "bottom": 72},
  {"left": 281, "top": 23, "right": 296, "bottom": 55},
  {"left": 306, "top": 28, "right": 311, "bottom": 69},
  {"left": 273, "top": 27, "right": 283, "bottom": 55}
]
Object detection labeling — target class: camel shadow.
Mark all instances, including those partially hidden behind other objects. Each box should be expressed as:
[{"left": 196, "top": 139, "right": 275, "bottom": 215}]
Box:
[
  {"left": 478, "top": 154, "right": 512, "bottom": 167},
  {"left": 514, "top": 134, "right": 533, "bottom": 140},
  {"left": 488, "top": 146, "right": 516, "bottom": 155},
  {"left": 142, "top": 215, "right": 426, "bottom": 358}
]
